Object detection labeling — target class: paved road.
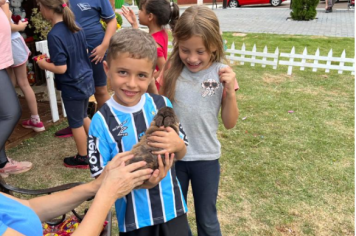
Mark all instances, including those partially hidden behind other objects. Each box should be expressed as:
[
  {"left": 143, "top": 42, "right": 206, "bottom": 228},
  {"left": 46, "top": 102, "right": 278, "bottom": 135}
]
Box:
[{"left": 118, "top": 3, "right": 355, "bottom": 37}]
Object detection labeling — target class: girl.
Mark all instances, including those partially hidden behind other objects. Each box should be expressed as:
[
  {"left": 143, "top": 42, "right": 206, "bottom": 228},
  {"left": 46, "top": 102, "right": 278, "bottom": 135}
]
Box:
[
  {"left": 0, "top": 0, "right": 32, "bottom": 177},
  {"left": 157, "top": 5, "right": 239, "bottom": 236},
  {"left": 36, "top": 0, "right": 95, "bottom": 169},
  {"left": 54, "top": 0, "right": 117, "bottom": 138},
  {"left": 2, "top": 0, "right": 45, "bottom": 132},
  {"left": 121, "top": 0, "right": 179, "bottom": 92}
]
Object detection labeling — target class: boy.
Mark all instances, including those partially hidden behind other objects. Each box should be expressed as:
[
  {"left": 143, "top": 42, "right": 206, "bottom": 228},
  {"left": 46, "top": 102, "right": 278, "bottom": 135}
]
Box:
[{"left": 88, "top": 29, "right": 189, "bottom": 236}]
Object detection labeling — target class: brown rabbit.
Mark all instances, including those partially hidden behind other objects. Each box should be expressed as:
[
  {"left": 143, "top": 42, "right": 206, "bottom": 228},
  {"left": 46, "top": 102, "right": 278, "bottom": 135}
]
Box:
[{"left": 126, "top": 107, "right": 180, "bottom": 170}]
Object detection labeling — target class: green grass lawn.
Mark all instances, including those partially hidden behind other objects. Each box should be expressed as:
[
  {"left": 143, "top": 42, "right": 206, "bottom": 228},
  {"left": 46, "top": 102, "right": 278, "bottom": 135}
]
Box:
[{"left": 5, "top": 33, "right": 355, "bottom": 236}]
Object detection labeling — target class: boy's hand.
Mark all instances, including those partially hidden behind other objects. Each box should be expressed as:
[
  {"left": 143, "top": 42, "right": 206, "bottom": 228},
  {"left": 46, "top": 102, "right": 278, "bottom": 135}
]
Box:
[
  {"left": 219, "top": 66, "right": 238, "bottom": 93},
  {"left": 36, "top": 58, "right": 49, "bottom": 70},
  {"left": 90, "top": 44, "right": 106, "bottom": 64},
  {"left": 139, "top": 153, "right": 174, "bottom": 189},
  {"left": 147, "top": 127, "right": 184, "bottom": 155},
  {"left": 121, "top": 6, "right": 138, "bottom": 28}
]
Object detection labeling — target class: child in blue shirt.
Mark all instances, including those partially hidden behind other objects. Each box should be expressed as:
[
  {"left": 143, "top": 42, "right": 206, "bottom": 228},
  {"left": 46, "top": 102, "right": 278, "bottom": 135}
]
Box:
[
  {"left": 88, "top": 28, "right": 189, "bottom": 236},
  {"left": 54, "top": 0, "right": 117, "bottom": 138},
  {"left": 36, "top": 0, "right": 94, "bottom": 168},
  {"left": 70, "top": 0, "right": 117, "bottom": 108}
]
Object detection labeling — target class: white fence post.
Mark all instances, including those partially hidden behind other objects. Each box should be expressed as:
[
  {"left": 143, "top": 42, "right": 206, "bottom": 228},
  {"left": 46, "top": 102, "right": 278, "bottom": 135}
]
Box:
[
  {"left": 300, "top": 47, "right": 307, "bottom": 71},
  {"left": 312, "top": 48, "right": 320, "bottom": 72},
  {"left": 273, "top": 47, "right": 279, "bottom": 70},
  {"left": 262, "top": 46, "right": 267, "bottom": 68},
  {"left": 287, "top": 47, "right": 295, "bottom": 75},
  {"left": 338, "top": 50, "right": 346, "bottom": 74},
  {"left": 325, "top": 49, "right": 332, "bottom": 73},
  {"left": 35, "top": 41, "right": 61, "bottom": 123},
  {"left": 240, "top": 43, "right": 245, "bottom": 65},
  {"left": 251, "top": 44, "right": 256, "bottom": 67}
]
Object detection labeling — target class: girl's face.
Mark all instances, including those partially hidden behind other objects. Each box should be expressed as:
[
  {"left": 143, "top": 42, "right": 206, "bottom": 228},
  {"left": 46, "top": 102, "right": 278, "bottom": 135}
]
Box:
[
  {"left": 38, "top": 3, "right": 50, "bottom": 20},
  {"left": 138, "top": 7, "right": 149, "bottom": 26},
  {"left": 178, "top": 36, "right": 214, "bottom": 73}
]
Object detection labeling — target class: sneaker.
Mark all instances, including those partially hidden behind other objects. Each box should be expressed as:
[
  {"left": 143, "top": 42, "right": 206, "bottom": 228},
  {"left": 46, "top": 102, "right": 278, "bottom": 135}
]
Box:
[
  {"left": 0, "top": 158, "right": 33, "bottom": 178},
  {"left": 55, "top": 126, "right": 73, "bottom": 138},
  {"left": 63, "top": 155, "right": 89, "bottom": 169},
  {"left": 22, "top": 119, "right": 45, "bottom": 132}
]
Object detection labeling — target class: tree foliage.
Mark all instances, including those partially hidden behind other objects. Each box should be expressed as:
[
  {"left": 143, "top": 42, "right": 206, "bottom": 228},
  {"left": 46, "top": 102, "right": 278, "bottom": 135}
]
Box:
[{"left": 290, "top": 0, "right": 319, "bottom": 21}]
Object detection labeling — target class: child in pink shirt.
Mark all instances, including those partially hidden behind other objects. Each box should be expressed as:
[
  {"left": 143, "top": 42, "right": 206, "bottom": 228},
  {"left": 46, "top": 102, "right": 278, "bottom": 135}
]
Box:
[{"left": 0, "top": 2, "right": 32, "bottom": 177}]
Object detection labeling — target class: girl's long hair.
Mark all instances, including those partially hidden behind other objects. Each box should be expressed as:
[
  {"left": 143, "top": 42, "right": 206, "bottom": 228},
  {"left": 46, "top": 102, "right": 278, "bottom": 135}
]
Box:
[
  {"left": 161, "top": 5, "right": 224, "bottom": 102},
  {"left": 139, "top": 0, "right": 179, "bottom": 31},
  {"left": 37, "top": 0, "right": 80, "bottom": 33}
]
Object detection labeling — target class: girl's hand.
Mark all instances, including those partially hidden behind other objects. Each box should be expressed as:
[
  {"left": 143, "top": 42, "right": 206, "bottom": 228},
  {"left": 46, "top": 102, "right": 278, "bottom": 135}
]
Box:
[
  {"left": 219, "top": 66, "right": 238, "bottom": 93},
  {"left": 97, "top": 152, "right": 153, "bottom": 199},
  {"left": 90, "top": 44, "right": 106, "bottom": 64},
  {"left": 121, "top": 6, "right": 138, "bottom": 28},
  {"left": 17, "top": 20, "right": 28, "bottom": 31},
  {"left": 139, "top": 153, "right": 174, "bottom": 189},
  {"left": 147, "top": 127, "right": 184, "bottom": 155}
]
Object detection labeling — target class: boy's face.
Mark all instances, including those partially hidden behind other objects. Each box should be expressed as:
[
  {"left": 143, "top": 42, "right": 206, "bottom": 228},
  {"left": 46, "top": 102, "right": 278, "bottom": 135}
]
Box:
[{"left": 104, "top": 53, "right": 154, "bottom": 107}]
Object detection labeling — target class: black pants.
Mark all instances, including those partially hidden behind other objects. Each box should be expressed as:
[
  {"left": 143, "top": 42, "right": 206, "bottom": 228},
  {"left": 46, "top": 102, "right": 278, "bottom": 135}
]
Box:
[
  {"left": 0, "top": 69, "right": 21, "bottom": 166},
  {"left": 176, "top": 160, "right": 222, "bottom": 236},
  {"left": 120, "top": 214, "right": 189, "bottom": 236}
]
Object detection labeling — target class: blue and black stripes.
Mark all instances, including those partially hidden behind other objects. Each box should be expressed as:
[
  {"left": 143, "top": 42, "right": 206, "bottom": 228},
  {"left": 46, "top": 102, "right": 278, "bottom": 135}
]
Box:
[{"left": 88, "top": 95, "right": 188, "bottom": 232}]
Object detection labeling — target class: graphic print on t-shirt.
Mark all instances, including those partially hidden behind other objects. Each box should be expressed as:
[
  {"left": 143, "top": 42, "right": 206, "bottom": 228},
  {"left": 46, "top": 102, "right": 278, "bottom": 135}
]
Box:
[
  {"left": 201, "top": 79, "right": 220, "bottom": 97},
  {"left": 77, "top": 3, "right": 91, "bottom": 11}
]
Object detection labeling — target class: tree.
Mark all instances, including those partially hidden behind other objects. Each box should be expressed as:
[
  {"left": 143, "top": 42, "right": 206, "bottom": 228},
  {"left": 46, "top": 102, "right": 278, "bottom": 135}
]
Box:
[{"left": 290, "top": 0, "right": 319, "bottom": 21}]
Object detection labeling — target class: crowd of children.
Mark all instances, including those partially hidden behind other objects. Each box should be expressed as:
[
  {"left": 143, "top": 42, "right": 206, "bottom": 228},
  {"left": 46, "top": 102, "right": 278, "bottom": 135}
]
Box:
[{"left": 0, "top": 0, "right": 239, "bottom": 235}]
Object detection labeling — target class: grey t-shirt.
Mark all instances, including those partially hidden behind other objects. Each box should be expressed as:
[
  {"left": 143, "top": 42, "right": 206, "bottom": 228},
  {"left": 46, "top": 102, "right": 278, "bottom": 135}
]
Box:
[{"left": 173, "top": 62, "right": 227, "bottom": 161}]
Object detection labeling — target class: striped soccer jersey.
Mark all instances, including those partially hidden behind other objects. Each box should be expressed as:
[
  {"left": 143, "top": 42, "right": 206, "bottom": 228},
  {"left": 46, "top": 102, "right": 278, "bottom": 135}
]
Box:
[{"left": 88, "top": 93, "right": 188, "bottom": 232}]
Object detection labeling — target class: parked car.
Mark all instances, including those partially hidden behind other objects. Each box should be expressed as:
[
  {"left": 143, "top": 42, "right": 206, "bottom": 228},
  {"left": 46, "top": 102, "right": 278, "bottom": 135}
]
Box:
[{"left": 228, "top": 0, "right": 287, "bottom": 7}]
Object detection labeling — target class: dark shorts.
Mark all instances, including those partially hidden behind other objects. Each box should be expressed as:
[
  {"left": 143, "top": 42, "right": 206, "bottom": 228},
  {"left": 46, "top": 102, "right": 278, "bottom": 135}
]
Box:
[
  {"left": 119, "top": 214, "right": 189, "bottom": 236},
  {"left": 63, "top": 99, "right": 89, "bottom": 128},
  {"left": 90, "top": 54, "right": 107, "bottom": 87}
]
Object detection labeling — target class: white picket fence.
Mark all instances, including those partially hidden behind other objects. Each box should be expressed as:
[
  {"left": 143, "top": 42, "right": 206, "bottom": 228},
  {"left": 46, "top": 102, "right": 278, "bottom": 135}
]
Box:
[
  {"left": 169, "top": 41, "right": 355, "bottom": 75},
  {"left": 279, "top": 47, "right": 355, "bottom": 75},
  {"left": 226, "top": 43, "right": 279, "bottom": 69},
  {"left": 35, "top": 40, "right": 66, "bottom": 123}
]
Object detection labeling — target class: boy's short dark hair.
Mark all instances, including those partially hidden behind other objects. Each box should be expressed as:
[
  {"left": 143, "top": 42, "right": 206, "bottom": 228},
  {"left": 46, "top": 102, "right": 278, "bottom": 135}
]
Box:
[{"left": 106, "top": 29, "right": 157, "bottom": 69}]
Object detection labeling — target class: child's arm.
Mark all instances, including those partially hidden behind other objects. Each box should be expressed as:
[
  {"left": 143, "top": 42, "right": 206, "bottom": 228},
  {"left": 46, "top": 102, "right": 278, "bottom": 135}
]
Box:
[
  {"left": 220, "top": 66, "right": 239, "bottom": 129},
  {"left": 153, "top": 57, "right": 166, "bottom": 79},
  {"left": 11, "top": 20, "right": 28, "bottom": 32},
  {"left": 121, "top": 6, "right": 139, "bottom": 29},
  {"left": 90, "top": 17, "right": 116, "bottom": 64},
  {"left": 0, "top": 1, "right": 10, "bottom": 20},
  {"left": 36, "top": 59, "right": 67, "bottom": 74}
]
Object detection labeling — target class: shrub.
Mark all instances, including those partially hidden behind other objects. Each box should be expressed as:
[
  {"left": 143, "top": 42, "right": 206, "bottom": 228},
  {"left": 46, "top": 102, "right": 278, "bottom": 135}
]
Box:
[{"left": 290, "top": 0, "right": 319, "bottom": 21}]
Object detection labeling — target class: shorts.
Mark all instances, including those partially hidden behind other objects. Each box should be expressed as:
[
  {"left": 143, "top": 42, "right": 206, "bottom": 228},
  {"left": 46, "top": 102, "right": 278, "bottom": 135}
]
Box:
[
  {"left": 62, "top": 99, "right": 89, "bottom": 128},
  {"left": 90, "top": 53, "right": 107, "bottom": 87},
  {"left": 11, "top": 37, "right": 30, "bottom": 67}
]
